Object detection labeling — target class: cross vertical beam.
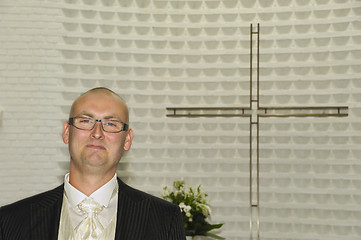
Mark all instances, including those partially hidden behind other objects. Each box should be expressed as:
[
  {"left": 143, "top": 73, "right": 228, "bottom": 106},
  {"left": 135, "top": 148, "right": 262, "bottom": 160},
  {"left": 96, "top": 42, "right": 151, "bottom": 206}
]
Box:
[
  {"left": 166, "top": 24, "right": 348, "bottom": 240},
  {"left": 250, "top": 23, "right": 260, "bottom": 110},
  {"left": 250, "top": 23, "right": 260, "bottom": 240},
  {"left": 250, "top": 114, "right": 260, "bottom": 240}
]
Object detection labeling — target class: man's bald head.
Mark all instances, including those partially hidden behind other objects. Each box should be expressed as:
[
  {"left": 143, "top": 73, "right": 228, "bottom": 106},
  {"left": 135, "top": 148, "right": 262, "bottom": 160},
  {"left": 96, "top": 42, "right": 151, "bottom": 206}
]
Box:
[{"left": 69, "top": 87, "right": 129, "bottom": 123}]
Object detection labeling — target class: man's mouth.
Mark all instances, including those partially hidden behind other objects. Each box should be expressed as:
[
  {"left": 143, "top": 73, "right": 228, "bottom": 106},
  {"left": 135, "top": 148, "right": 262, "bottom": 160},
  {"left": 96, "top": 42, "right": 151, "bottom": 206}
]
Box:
[{"left": 86, "top": 144, "right": 106, "bottom": 150}]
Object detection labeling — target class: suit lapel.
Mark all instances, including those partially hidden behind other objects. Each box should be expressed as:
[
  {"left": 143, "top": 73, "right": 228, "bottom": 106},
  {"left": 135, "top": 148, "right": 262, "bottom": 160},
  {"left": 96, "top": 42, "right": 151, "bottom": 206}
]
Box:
[
  {"left": 30, "top": 184, "right": 64, "bottom": 240},
  {"left": 115, "top": 179, "right": 150, "bottom": 240}
]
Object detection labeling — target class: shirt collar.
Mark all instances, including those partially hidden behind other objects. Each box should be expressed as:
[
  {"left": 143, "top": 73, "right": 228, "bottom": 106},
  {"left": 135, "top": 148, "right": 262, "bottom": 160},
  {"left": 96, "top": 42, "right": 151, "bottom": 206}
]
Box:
[{"left": 64, "top": 173, "right": 118, "bottom": 208}]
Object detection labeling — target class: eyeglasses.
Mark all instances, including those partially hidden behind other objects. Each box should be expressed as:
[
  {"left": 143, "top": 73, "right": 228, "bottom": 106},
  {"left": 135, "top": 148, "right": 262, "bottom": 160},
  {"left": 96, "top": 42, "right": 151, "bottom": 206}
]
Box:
[{"left": 69, "top": 117, "right": 129, "bottom": 133}]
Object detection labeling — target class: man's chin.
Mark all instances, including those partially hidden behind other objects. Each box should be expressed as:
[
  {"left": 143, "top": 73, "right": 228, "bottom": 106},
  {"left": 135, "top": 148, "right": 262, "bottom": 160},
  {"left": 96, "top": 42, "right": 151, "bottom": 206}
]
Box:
[{"left": 83, "top": 153, "right": 108, "bottom": 166}]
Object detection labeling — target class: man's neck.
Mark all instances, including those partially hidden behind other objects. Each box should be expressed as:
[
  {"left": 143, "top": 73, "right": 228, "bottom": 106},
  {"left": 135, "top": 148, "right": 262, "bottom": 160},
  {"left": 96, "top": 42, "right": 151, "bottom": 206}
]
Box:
[{"left": 69, "top": 170, "right": 116, "bottom": 196}]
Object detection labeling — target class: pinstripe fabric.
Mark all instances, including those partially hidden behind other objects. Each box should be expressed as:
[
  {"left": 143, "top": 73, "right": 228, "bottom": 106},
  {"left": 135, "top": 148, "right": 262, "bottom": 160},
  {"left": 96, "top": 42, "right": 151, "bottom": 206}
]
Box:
[
  {"left": 115, "top": 179, "right": 186, "bottom": 240},
  {"left": 0, "top": 185, "right": 63, "bottom": 240},
  {"left": 0, "top": 178, "right": 186, "bottom": 240}
]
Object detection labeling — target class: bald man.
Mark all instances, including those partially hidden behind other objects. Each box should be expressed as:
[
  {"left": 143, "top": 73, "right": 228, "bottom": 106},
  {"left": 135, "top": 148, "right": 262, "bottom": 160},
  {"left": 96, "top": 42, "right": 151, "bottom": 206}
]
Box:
[{"left": 0, "top": 87, "right": 186, "bottom": 240}]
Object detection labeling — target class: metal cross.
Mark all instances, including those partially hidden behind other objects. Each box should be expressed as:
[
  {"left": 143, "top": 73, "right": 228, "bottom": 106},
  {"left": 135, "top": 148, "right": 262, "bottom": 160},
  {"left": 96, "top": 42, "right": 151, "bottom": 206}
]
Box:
[{"left": 166, "top": 23, "right": 348, "bottom": 240}]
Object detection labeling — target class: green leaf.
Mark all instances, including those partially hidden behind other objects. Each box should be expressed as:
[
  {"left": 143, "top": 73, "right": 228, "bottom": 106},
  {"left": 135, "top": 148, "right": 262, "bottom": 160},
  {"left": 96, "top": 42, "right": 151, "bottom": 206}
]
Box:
[
  {"left": 205, "top": 232, "right": 226, "bottom": 240},
  {"left": 208, "top": 223, "right": 223, "bottom": 231}
]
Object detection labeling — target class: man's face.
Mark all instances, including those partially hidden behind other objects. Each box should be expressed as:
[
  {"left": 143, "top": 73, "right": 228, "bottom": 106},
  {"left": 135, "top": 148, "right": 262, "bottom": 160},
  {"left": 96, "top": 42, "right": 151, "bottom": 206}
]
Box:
[{"left": 62, "top": 91, "right": 133, "bottom": 176}]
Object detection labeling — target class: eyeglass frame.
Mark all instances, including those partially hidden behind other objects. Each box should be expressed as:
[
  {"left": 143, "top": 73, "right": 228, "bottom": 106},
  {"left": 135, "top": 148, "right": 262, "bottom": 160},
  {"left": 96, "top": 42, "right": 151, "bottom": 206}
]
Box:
[{"left": 68, "top": 117, "right": 129, "bottom": 133}]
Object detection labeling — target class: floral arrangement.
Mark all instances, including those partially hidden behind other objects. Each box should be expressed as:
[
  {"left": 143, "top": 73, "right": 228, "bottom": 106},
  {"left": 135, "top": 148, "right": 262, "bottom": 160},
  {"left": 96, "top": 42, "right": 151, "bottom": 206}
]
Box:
[{"left": 162, "top": 180, "right": 224, "bottom": 239}]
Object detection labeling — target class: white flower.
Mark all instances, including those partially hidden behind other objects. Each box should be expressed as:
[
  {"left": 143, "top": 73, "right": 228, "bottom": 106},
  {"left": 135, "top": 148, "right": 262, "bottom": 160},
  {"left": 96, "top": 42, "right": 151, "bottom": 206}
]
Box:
[
  {"left": 196, "top": 203, "right": 211, "bottom": 217},
  {"left": 179, "top": 202, "right": 186, "bottom": 211},
  {"left": 185, "top": 205, "right": 191, "bottom": 212},
  {"left": 179, "top": 202, "right": 191, "bottom": 213},
  {"left": 179, "top": 202, "right": 193, "bottom": 220}
]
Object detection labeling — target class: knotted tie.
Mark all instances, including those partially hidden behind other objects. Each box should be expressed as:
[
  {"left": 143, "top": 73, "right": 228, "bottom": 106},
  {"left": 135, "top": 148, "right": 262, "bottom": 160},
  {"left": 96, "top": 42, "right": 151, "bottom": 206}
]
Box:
[{"left": 73, "top": 197, "right": 104, "bottom": 240}]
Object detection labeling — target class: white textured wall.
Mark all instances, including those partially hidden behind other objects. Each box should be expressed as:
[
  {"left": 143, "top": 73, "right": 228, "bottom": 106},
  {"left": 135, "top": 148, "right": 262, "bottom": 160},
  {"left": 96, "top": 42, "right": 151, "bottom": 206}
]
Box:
[
  {"left": 0, "top": 1, "right": 64, "bottom": 200},
  {"left": 0, "top": 0, "right": 360, "bottom": 239}
]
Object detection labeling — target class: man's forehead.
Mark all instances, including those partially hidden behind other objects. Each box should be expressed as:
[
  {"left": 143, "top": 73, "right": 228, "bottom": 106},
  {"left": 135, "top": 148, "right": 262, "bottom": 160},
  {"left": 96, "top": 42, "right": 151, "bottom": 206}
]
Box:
[
  {"left": 70, "top": 89, "right": 128, "bottom": 119},
  {"left": 76, "top": 88, "right": 126, "bottom": 104}
]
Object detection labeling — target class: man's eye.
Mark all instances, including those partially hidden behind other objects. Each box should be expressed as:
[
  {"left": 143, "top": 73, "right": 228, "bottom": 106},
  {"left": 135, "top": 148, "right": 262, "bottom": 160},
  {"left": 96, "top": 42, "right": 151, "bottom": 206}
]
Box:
[
  {"left": 106, "top": 121, "right": 117, "bottom": 127},
  {"left": 80, "top": 119, "right": 91, "bottom": 124}
]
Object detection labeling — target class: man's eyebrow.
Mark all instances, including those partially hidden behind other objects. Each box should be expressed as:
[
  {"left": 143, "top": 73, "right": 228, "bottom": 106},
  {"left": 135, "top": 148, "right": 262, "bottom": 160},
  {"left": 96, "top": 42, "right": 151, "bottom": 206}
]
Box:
[
  {"left": 77, "top": 112, "right": 124, "bottom": 121},
  {"left": 103, "top": 115, "right": 115, "bottom": 119},
  {"left": 77, "top": 112, "right": 94, "bottom": 118},
  {"left": 103, "top": 116, "right": 124, "bottom": 121}
]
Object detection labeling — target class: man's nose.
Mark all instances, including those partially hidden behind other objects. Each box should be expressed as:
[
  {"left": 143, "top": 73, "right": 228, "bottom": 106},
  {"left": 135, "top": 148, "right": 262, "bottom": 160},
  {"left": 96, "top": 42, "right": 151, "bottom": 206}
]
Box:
[{"left": 91, "top": 121, "right": 105, "bottom": 139}]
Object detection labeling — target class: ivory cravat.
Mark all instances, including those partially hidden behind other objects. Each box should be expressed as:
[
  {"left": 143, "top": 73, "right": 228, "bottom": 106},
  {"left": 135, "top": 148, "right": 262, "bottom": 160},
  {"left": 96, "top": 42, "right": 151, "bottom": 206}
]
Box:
[{"left": 73, "top": 197, "right": 105, "bottom": 240}]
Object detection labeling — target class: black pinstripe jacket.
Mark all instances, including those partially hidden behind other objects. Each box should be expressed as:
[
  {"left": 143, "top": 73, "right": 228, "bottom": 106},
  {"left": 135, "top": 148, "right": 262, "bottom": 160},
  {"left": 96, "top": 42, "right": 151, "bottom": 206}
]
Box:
[{"left": 0, "top": 178, "right": 186, "bottom": 240}]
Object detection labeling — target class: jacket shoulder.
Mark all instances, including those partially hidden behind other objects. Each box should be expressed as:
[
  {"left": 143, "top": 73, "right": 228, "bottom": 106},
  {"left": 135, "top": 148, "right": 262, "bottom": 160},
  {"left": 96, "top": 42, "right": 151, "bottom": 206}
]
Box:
[
  {"left": 117, "top": 178, "right": 176, "bottom": 207},
  {"left": 116, "top": 178, "right": 185, "bottom": 239},
  {"left": 1, "top": 184, "right": 64, "bottom": 213},
  {"left": 0, "top": 185, "right": 64, "bottom": 239}
]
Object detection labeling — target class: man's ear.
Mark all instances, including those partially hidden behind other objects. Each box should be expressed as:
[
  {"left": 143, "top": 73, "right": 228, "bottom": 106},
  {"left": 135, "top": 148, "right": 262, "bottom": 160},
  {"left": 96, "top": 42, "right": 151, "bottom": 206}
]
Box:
[
  {"left": 123, "top": 128, "right": 133, "bottom": 151},
  {"left": 62, "top": 121, "right": 70, "bottom": 144}
]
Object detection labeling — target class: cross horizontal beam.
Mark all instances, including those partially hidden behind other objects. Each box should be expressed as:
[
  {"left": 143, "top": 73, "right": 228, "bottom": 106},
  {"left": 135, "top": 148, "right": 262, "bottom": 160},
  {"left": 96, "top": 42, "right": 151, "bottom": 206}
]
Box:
[
  {"left": 166, "top": 107, "right": 250, "bottom": 117},
  {"left": 166, "top": 106, "right": 349, "bottom": 118},
  {"left": 259, "top": 106, "right": 348, "bottom": 117}
]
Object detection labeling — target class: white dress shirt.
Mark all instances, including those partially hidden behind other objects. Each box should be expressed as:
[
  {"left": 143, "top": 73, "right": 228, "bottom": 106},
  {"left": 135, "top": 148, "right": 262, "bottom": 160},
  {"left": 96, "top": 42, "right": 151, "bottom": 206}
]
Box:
[{"left": 63, "top": 173, "right": 118, "bottom": 229}]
